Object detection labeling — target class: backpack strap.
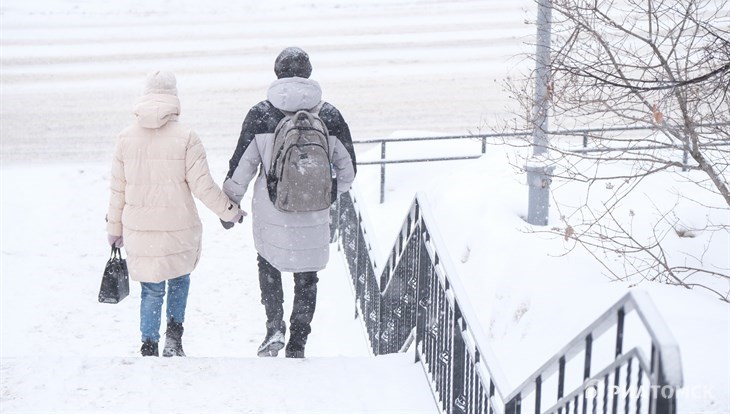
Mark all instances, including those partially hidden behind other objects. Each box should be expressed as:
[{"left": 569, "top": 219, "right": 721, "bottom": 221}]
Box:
[{"left": 309, "top": 101, "right": 325, "bottom": 115}]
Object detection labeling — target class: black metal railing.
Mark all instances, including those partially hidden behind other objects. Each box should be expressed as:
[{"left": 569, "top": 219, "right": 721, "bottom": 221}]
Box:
[
  {"left": 337, "top": 189, "right": 511, "bottom": 412},
  {"left": 503, "top": 292, "right": 683, "bottom": 414},
  {"left": 337, "top": 192, "right": 425, "bottom": 355},
  {"left": 334, "top": 189, "right": 683, "bottom": 414}
]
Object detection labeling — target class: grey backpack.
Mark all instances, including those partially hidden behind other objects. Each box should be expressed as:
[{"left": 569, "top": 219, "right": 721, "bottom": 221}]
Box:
[{"left": 266, "top": 103, "right": 336, "bottom": 212}]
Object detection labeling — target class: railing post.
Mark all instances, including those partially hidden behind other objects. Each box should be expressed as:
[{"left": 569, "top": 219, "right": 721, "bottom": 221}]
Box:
[
  {"left": 612, "top": 308, "right": 625, "bottom": 414},
  {"left": 380, "top": 141, "right": 386, "bottom": 204},
  {"left": 615, "top": 307, "right": 624, "bottom": 357},
  {"left": 557, "top": 356, "right": 565, "bottom": 414},
  {"left": 505, "top": 395, "right": 521, "bottom": 414},
  {"left": 534, "top": 375, "right": 542, "bottom": 414},
  {"left": 415, "top": 224, "right": 431, "bottom": 363},
  {"left": 451, "top": 310, "right": 467, "bottom": 414},
  {"left": 655, "top": 393, "right": 677, "bottom": 414},
  {"left": 583, "top": 333, "right": 592, "bottom": 414},
  {"left": 652, "top": 345, "right": 678, "bottom": 414}
]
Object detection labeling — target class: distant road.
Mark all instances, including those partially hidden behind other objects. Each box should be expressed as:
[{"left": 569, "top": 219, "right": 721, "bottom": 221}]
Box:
[{"left": 0, "top": 0, "right": 533, "bottom": 163}]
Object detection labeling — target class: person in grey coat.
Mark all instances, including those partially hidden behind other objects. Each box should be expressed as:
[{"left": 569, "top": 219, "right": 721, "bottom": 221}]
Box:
[{"left": 223, "top": 47, "right": 357, "bottom": 358}]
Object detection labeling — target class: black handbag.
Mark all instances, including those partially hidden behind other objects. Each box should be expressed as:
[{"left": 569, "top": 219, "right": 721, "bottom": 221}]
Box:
[{"left": 98, "top": 246, "right": 130, "bottom": 304}]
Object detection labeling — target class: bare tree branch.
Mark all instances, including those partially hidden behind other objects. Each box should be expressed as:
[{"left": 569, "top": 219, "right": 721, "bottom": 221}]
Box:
[{"left": 502, "top": 0, "right": 730, "bottom": 301}]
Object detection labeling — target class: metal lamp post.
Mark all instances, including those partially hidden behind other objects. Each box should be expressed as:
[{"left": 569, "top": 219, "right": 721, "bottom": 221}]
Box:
[{"left": 526, "top": 0, "right": 554, "bottom": 226}]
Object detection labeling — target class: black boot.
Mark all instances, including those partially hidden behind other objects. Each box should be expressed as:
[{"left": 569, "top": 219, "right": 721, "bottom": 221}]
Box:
[
  {"left": 141, "top": 339, "right": 159, "bottom": 357},
  {"left": 257, "top": 320, "right": 286, "bottom": 357},
  {"left": 285, "top": 324, "right": 309, "bottom": 358},
  {"left": 162, "top": 321, "right": 186, "bottom": 357}
]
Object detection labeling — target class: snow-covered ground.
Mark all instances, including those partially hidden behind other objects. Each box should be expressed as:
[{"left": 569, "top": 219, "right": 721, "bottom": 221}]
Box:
[
  {"left": 2, "top": 1, "right": 728, "bottom": 413},
  {"left": 1, "top": 354, "right": 437, "bottom": 413}
]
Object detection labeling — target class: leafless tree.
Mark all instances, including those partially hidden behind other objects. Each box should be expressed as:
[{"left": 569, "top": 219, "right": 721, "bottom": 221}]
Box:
[{"left": 505, "top": 0, "right": 730, "bottom": 301}]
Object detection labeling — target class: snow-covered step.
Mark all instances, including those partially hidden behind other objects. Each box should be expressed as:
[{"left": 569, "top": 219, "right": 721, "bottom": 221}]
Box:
[{"left": 0, "top": 353, "right": 438, "bottom": 413}]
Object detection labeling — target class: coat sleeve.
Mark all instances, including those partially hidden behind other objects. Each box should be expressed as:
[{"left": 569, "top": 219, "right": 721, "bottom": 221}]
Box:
[
  {"left": 106, "top": 137, "right": 126, "bottom": 236},
  {"left": 223, "top": 105, "right": 264, "bottom": 204},
  {"left": 185, "top": 130, "right": 239, "bottom": 222},
  {"left": 322, "top": 103, "right": 357, "bottom": 195}
]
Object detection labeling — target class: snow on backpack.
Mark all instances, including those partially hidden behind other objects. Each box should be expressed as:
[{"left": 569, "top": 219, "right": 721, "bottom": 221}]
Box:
[{"left": 266, "top": 102, "right": 336, "bottom": 213}]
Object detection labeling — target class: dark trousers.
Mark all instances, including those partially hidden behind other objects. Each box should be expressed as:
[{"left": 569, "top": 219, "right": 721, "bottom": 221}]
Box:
[{"left": 257, "top": 254, "right": 319, "bottom": 341}]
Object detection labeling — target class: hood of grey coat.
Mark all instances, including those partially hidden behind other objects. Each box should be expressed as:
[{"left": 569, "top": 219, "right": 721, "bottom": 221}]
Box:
[
  {"left": 267, "top": 77, "right": 322, "bottom": 112},
  {"left": 134, "top": 94, "right": 180, "bottom": 129}
]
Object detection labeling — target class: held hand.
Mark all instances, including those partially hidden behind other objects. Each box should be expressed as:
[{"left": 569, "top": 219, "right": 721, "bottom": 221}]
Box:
[
  {"left": 232, "top": 209, "right": 248, "bottom": 223},
  {"left": 220, "top": 219, "right": 235, "bottom": 230},
  {"left": 107, "top": 234, "right": 124, "bottom": 248},
  {"left": 220, "top": 209, "right": 247, "bottom": 230}
]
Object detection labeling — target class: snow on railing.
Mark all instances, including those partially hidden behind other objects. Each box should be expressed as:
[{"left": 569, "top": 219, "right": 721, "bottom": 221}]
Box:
[{"left": 334, "top": 189, "right": 683, "bottom": 414}]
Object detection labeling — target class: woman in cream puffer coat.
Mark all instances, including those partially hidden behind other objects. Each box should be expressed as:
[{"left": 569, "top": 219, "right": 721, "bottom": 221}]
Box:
[{"left": 106, "top": 70, "right": 245, "bottom": 357}]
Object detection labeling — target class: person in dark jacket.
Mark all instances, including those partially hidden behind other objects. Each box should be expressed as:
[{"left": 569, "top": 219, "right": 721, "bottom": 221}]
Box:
[{"left": 223, "top": 47, "right": 357, "bottom": 358}]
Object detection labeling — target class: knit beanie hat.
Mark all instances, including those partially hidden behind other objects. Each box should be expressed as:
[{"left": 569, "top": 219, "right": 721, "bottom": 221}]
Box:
[
  {"left": 143, "top": 70, "right": 178, "bottom": 95},
  {"left": 274, "top": 47, "right": 312, "bottom": 79}
]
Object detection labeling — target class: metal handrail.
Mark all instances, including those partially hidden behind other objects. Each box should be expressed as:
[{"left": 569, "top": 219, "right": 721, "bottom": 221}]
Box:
[
  {"left": 503, "top": 290, "right": 683, "bottom": 414},
  {"left": 335, "top": 188, "right": 684, "bottom": 414},
  {"left": 357, "top": 154, "right": 482, "bottom": 166},
  {"left": 354, "top": 122, "right": 729, "bottom": 203},
  {"left": 354, "top": 122, "right": 729, "bottom": 145},
  {"left": 570, "top": 141, "right": 730, "bottom": 154}
]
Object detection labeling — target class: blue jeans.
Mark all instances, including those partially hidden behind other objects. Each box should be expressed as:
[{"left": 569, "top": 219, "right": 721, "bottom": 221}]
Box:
[{"left": 140, "top": 274, "right": 190, "bottom": 342}]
